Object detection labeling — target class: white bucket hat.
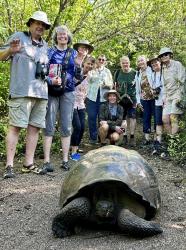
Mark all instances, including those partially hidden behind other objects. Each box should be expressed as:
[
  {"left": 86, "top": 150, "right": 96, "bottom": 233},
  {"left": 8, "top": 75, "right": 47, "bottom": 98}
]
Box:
[
  {"left": 158, "top": 47, "right": 173, "bottom": 57},
  {"left": 26, "top": 11, "right": 51, "bottom": 30}
]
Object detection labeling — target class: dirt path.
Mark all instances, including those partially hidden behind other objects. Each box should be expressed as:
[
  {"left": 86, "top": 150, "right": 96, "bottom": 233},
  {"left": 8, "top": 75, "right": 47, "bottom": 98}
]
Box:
[{"left": 0, "top": 143, "right": 186, "bottom": 250}]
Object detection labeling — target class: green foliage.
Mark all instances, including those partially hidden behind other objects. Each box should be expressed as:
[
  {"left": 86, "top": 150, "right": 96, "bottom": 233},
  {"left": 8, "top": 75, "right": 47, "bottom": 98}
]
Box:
[
  {"left": 167, "top": 113, "right": 186, "bottom": 164},
  {"left": 0, "top": 0, "right": 186, "bottom": 159},
  {"left": 0, "top": 120, "right": 62, "bottom": 160},
  {"left": 0, "top": 63, "right": 9, "bottom": 116},
  {"left": 0, "top": 119, "right": 8, "bottom": 159}
]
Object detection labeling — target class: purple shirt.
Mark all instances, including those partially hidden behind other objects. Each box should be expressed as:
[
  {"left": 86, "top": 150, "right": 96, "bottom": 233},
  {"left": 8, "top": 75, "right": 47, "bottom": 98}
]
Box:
[{"left": 48, "top": 47, "right": 78, "bottom": 92}]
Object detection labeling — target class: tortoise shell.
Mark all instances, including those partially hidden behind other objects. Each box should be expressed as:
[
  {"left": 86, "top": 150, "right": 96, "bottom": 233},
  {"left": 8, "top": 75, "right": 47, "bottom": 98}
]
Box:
[{"left": 59, "top": 145, "right": 161, "bottom": 219}]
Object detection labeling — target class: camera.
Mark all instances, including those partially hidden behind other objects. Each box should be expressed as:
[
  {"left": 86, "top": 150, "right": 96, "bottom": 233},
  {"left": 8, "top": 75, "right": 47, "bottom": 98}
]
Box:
[
  {"left": 120, "top": 127, "right": 125, "bottom": 132},
  {"left": 152, "top": 87, "right": 161, "bottom": 100},
  {"left": 35, "top": 62, "right": 48, "bottom": 80}
]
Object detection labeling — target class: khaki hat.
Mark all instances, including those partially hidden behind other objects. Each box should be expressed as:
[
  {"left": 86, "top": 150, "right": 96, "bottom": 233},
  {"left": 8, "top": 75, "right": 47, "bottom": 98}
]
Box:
[
  {"left": 73, "top": 40, "right": 94, "bottom": 54},
  {"left": 26, "top": 11, "right": 51, "bottom": 30},
  {"left": 104, "top": 90, "right": 121, "bottom": 101},
  {"left": 158, "top": 47, "right": 173, "bottom": 57},
  {"left": 147, "top": 55, "right": 160, "bottom": 66}
]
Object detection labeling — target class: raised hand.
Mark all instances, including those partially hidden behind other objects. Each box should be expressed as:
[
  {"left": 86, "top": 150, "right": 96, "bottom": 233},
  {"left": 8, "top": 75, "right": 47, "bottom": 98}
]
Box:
[{"left": 9, "top": 39, "right": 22, "bottom": 54}]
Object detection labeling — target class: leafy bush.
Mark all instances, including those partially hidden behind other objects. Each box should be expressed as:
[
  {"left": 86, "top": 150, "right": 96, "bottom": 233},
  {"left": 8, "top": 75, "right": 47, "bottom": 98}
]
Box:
[
  {"left": 0, "top": 118, "right": 62, "bottom": 160},
  {"left": 167, "top": 113, "right": 186, "bottom": 164},
  {"left": 0, "top": 62, "right": 9, "bottom": 116}
]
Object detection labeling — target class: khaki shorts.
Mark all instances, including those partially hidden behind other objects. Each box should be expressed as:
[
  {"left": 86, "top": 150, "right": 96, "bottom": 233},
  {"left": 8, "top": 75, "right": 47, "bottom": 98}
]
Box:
[
  {"left": 163, "top": 99, "right": 183, "bottom": 116},
  {"left": 8, "top": 97, "right": 47, "bottom": 128}
]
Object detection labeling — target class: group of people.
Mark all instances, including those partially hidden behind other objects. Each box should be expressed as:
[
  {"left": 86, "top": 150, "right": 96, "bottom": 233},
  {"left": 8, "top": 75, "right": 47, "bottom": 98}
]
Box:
[{"left": 0, "top": 11, "right": 185, "bottom": 179}]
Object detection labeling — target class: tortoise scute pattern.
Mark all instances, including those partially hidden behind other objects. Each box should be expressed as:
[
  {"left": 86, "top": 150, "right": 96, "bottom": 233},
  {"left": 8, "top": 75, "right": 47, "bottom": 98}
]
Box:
[
  {"left": 60, "top": 145, "right": 161, "bottom": 219},
  {"left": 53, "top": 145, "right": 162, "bottom": 238}
]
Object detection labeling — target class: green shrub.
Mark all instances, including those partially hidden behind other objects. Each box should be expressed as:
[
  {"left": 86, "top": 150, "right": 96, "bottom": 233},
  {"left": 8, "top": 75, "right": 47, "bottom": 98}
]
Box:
[
  {"left": 167, "top": 113, "right": 186, "bottom": 164},
  {"left": 0, "top": 118, "right": 62, "bottom": 160},
  {"left": 0, "top": 62, "right": 9, "bottom": 116}
]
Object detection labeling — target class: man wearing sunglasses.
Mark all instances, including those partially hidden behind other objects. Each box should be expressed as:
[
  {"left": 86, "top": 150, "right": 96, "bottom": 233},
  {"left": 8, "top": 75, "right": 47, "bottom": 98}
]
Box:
[{"left": 158, "top": 47, "right": 185, "bottom": 135}]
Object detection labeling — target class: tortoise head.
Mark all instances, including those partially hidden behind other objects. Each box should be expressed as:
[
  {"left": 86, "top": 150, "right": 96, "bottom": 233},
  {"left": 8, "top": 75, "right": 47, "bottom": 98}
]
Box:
[{"left": 95, "top": 200, "right": 115, "bottom": 219}]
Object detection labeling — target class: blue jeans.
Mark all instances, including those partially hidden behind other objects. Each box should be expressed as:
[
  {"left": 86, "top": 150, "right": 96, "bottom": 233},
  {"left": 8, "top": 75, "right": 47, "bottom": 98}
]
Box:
[
  {"left": 155, "top": 105, "right": 163, "bottom": 126},
  {"left": 71, "top": 108, "right": 85, "bottom": 146},
  {"left": 141, "top": 99, "right": 155, "bottom": 133},
  {"left": 86, "top": 90, "right": 105, "bottom": 141}
]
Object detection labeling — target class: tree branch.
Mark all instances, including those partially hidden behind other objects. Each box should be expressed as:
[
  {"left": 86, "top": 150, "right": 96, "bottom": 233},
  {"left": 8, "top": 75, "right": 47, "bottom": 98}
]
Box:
[{"left": 46, "top": 0, "right": 70, "bottom": 42}]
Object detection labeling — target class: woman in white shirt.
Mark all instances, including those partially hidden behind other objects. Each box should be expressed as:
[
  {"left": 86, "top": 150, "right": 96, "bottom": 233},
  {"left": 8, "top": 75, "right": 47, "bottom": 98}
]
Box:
[
  {"left": 148, "top": 55, "right": 164, "bottom": 154},
  {"left": 86, "top": 54, "right": 113, "bottom": 144}
]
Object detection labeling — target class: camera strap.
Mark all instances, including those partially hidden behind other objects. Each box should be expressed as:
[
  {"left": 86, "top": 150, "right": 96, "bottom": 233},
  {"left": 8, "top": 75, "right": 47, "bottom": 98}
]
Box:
[
  {"left": 152, "top": 71, "right": 163, "bottom": 89},
  {"left": 62, "top": 48, "right": 73, "bottom": 70}
]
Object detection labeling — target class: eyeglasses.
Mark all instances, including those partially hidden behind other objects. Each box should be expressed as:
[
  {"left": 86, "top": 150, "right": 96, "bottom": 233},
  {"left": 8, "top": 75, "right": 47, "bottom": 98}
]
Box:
[
  {"left": 160, "top": 53, "right": 170, "bottom": 58},
  {"left": 98, "top": 58, "right": 106, "bottom": 62}
]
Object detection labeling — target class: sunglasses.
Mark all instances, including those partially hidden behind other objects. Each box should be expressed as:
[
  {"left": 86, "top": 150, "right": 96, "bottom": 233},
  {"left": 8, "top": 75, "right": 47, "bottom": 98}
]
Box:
[
  {"left": 98, "top": 58, "right": 106, "bottom": 62},
  {"left": 160, "top": 53, "right": 170, "bottom": 58}
]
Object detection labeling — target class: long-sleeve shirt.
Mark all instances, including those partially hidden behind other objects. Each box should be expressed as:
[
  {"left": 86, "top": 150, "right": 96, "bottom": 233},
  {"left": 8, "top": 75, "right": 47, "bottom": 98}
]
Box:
[
  {"left": 162, "top": 60, "right": 186, "bottom": 101},
  {"left": 87, "top": 67, "right": 113, "bottom": 102},
  {"left": 99, "top": 102, "right": 123, "bottom": 130}
]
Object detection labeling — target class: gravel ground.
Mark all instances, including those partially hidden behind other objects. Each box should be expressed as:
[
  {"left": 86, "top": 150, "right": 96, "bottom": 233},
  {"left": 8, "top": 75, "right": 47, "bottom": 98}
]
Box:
[{"left": 0, "top": 143, "right": 186, "bottom": 250}]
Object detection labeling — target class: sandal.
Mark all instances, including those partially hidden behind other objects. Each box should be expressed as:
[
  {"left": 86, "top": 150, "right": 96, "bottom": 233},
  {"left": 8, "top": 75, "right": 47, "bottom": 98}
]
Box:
[{"left": 21, "top": 163, "right": 37, "bottom": 173}]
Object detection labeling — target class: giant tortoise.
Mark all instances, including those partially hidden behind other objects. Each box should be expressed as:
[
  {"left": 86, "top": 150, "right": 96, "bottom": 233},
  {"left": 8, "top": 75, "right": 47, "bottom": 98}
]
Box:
[{"left": 52, "top": 145, "right": 163, "bottom": 237}]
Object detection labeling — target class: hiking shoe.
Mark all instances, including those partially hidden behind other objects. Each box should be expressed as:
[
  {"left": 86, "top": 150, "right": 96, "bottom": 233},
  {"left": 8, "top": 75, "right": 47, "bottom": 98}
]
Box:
[
  {"left": 100, "top": 138, "right": 110, "bottom": 146},
  {"left": 152, "top": 141, "right": 161, "bottom": 155},
  {"left": 3, "top": 165, "right": 15, "bottom": 179},
  {"left": 77, "top": 148, "right": 84, "bottom": 153},
  {"left": 89, "top": 139, "right": 99, "bottom": 145},
  {"left": 129, "top": 137, "right": 136, "bottom": 147},
  {"left": 70, "top": 153, "right": 81, "bottom": 161},
  {"left": 143, "top": 140, "right": 151, "bottom": 146},
  {"left": 36, "top": 162, "right": 54, "bottom": 175},
  {"left": 160, "top": 151, "right": 170, "bottom": 161},
  {"left": 61, "top": 161, "right": 70, "bottom": 171}
]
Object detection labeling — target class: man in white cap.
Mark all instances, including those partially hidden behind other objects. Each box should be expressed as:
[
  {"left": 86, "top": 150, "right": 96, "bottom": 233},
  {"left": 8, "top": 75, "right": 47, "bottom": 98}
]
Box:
[
  {"left": 0, "top": 11, "right": 51, "bottom": 178},
  {"left": 158, "top": 47, "right": 185, "bottom": 135}
]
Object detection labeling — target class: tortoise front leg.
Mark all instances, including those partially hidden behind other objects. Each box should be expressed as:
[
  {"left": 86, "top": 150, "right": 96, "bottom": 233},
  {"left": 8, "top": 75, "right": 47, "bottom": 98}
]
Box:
[
  {"left": 52, "top": 197, "right": 90, "bottom": 238},
  {"left": 117, "top": 209, "right": 163, "bottom": 237}
]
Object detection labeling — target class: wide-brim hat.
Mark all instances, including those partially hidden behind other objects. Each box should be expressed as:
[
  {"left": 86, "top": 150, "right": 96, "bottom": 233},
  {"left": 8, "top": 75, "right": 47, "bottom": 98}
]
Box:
[
  {"left": 147, "top": 55, "right": 160, "bottom": 66},
  {"left": 73, "top": 40, "right": 94, "bottom": 54},
  {"left": 104, "top": 90, "right": 121, "bottom": 101},
  {"left": 26, "top": 11, "right": 51, "bottom": 30},
  {"left": 158, "top": 47, "right": 173, "bottom": 58}
]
